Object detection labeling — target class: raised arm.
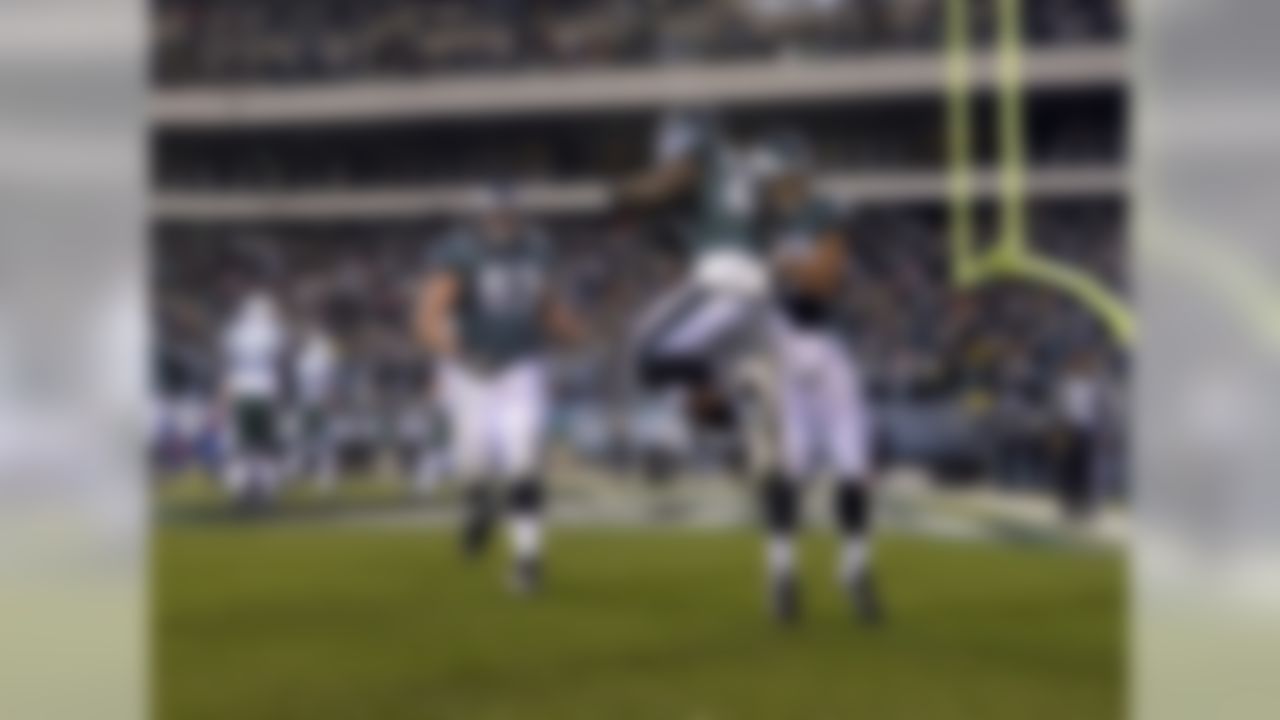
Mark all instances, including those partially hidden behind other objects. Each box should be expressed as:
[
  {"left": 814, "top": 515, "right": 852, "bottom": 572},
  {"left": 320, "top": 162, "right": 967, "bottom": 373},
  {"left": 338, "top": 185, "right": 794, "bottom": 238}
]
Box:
[
  {"left": 614, "top": 108, "right": 709, "bottom": 211},
  {"left": 614, "top": 156, "right": 699, "bottom": 211}
]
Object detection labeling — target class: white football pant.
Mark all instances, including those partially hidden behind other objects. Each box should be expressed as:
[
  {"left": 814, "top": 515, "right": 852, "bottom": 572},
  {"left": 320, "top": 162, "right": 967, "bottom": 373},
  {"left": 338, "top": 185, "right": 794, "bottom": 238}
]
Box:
[
  {"left": 440, "top": 360, "right": 548, "bottom": 482},
  {"left": 772, "top": 315, "right": 871, "bottom": 483}
]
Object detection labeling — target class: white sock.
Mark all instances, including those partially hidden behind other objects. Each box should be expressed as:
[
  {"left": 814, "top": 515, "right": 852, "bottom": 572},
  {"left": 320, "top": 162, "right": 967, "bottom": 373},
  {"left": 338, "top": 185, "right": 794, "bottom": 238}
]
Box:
[
  {"left": 511, "top": 514, "right": 542, "bottom": 562},
  {"left": 839, "top": 536, "right": 870, "bottom": 584},
  {"left": 767, "top": 535, "right": 795, "bottom": 580}
]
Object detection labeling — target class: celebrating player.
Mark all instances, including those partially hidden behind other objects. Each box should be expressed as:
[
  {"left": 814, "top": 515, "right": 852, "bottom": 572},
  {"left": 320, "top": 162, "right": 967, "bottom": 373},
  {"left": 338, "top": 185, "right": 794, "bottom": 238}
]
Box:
[
  {"left": 414, "top": 186, "right": 579, "bottom": 595},
  {"left": 616, "top": 108, "right": 779, "bottom": 476},
  {"left": 758, "top": 130, "right": 883, "bottom": 625}
]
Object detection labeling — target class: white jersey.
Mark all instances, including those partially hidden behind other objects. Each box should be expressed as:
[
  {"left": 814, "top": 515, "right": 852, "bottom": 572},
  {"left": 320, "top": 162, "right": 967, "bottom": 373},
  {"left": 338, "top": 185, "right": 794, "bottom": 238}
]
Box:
[
  {"left": 295, "top": 334, "right": 337, "bottom": 406},
  {"left": 221, "top": 303, "right": 284, "bottom": 400}
]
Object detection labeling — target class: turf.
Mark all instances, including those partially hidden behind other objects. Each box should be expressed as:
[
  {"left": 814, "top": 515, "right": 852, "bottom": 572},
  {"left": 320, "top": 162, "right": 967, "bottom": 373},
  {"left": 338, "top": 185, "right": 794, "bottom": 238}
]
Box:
[{"left": 155, "top": 526, "right": 1123, "bottom": 720}]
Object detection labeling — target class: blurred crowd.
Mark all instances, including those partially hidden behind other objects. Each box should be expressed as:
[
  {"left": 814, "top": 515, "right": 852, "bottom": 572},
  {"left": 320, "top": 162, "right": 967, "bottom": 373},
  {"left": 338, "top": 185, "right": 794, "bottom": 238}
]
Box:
[
  {"left": 154, "top": 199, "right": 1127, "bottom": 492},
  {"left": 154, "top": 0, "right": 1127, "bottom": 87}
]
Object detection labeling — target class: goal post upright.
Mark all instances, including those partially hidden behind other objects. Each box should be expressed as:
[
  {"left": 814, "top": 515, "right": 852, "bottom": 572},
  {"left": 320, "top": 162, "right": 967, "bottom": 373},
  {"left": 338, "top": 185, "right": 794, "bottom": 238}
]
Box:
[{"left": 943, "top": 0, "right": 1136, "bottom": 345}]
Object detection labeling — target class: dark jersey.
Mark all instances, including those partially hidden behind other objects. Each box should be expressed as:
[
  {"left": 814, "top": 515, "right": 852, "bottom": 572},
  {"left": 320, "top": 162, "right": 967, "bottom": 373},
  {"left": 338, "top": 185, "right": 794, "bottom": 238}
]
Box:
[
  {"left": 431, "top": 227, "right": 553, "bottom": 370},
  {"left": 656, "top": 111, "right": 766, "bottom": 256},
  {"left": 767, "top": 196, "right": 846, "bottom": 326}
]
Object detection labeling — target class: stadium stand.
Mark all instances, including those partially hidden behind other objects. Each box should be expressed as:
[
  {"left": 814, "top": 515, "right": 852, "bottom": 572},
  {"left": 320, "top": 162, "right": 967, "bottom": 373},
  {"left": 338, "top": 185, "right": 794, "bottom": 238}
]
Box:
[
  {"left": 152, "top": 0, "right": 1129, "bottom": 493},
  {"left": 154, "top": 0, "right": 1126, "bottom": 86}
]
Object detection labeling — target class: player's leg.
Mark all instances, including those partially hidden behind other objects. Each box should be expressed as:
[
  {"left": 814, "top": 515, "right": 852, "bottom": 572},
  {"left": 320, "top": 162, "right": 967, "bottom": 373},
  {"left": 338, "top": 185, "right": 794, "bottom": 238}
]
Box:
[
  {"left": 493, "top": 360, "right": 550, "bottom": 595},
  {"left": 221, "top": 408, "right": 252, "bottom": 503},
  {"left": 818, "top": 337, "right": 883, "bottom": 625},
  {"left": 762, "top": 319, "right": 816, "bottom": 624},
  {"left": 630, "top": 284, "right": 715, "bottom": 474},
  {"left": 253, "top": 398, "right": 285, "bottom": 502},
  {"left": 441, "top": 362, "right": 498, "bottom": 558},
  {"left": 227, "top": 397, "right": 281, "bottom": 510},
  {"left": 630, "top": 282, "right": 708, "bottom": 383},
  {"left": 631, "top": 284, "right": 757, "bottom": 438},
  {"left": 226, "top": 399, "right": 259, "bottom": 507},
  {"left": 300, "top": 404, "right": 335, "bottom": 493},
  {"left": 762, "top": 467, "right": 804, "bottom": 623}
]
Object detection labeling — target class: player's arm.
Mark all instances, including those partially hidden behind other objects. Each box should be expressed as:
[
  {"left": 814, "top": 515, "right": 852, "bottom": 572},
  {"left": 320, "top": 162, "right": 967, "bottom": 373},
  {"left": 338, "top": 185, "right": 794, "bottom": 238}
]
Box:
[
  {"left": 614, "top": 109, "right": 706, "bottom": 211},
  {"left": 613, "top": 157, "right": 699, "bottom": 210},
  {"left": 415, "top": 269, "right": 460, "bottom": 357},
  {"left": 779, "top": 227, "right": 848, "bottom": 297}
]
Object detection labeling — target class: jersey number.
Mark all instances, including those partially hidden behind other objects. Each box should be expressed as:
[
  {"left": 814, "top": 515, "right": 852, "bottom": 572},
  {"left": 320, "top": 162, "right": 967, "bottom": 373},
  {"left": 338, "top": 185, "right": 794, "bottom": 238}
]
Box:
[{"left": 478, "top": 264, "right": 543, "bottom": 316}]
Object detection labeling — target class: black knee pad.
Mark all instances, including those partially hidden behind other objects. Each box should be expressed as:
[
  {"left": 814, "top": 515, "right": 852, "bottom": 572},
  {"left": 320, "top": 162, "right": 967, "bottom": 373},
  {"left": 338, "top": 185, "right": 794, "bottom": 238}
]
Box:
[
  {"left": 761, "top": 473, "right": 799, "bottom": 533},
  {"left": 835, "top": 482, "right": 870, "bottom": 535},
  {"left": 508, "top": 478, "right": 544, "bottom": 514}
]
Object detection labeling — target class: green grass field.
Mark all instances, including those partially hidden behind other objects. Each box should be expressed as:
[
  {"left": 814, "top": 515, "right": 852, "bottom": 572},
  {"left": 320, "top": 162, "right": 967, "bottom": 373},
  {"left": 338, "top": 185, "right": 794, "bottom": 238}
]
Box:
[{"left": 156, "top": 525, "right": 1123, "bottom": 720}]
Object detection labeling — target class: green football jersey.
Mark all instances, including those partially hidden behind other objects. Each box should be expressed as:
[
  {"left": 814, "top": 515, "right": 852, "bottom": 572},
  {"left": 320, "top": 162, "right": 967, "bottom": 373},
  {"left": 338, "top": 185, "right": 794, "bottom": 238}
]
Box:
[
  {"left": 431, "top": 228, "right": 553, "bottom": 369},
  {"left": 768, "top": 195, "right": 847, "bottom": 322},
  {"left": 657, "top": 111, "right": 765, "bottom": 256}
]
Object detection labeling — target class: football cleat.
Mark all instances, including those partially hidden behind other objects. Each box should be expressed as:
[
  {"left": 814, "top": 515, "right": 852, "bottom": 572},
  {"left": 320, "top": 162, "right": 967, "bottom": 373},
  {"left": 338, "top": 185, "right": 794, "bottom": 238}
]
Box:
[{"left": 847, "top": 571, "right": 885, "bottom": 627}]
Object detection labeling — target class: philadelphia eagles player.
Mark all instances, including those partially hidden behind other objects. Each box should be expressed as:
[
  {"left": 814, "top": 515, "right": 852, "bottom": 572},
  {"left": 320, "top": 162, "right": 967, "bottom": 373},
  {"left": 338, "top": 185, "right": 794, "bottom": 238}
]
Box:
[
  {"left": 616, "top": 108, "right": 778, "bottom": 474},
  {"left": 760, "top": 131, "right": 883, "bottom": 625},
  {"left": 415, "top": 187, "right": 579, "bottom": 596}
]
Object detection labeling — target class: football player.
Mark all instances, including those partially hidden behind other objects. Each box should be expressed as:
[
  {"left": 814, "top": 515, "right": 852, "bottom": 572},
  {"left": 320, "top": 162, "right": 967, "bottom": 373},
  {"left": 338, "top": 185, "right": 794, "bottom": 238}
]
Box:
[
  {"left": 759, "top": 131, "right": 883, "bottom": 625},
  {"left": 415, "top": 187, "right": 579, "bottom": 595},
  {"left": 615, "top": 108, "right": 779, "bottom": 477}
]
